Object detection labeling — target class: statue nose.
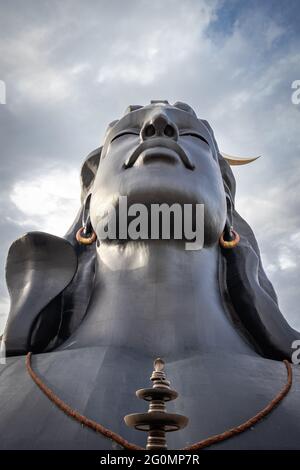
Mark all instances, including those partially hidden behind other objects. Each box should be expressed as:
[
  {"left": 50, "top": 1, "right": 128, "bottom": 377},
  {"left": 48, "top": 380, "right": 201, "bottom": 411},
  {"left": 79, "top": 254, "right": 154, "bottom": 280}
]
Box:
[{"left": 141, "top": 113, "right": 178, "bottom": 141}]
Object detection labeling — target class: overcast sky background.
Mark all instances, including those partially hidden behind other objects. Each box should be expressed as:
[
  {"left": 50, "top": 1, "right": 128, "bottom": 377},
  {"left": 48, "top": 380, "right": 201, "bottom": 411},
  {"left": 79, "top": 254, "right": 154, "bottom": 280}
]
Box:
[{"left": 0, "top": 0, "right": 299, "bottom": 333}]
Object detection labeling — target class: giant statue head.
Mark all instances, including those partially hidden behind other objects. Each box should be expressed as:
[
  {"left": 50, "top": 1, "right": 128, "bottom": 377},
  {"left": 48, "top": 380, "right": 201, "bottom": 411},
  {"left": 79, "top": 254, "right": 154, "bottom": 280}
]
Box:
[{"left": 2, "top": 101, "right": 299, "bottom": 360}]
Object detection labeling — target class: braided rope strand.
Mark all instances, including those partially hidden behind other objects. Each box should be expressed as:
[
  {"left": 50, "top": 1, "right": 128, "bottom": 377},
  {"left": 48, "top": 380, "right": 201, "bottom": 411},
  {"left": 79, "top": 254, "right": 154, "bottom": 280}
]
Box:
[
  {"left": 26, "top": 353, "right": 292, "bottom": 451},
  {"left": 182, "top": 359, "right": 292, "bottom": 450},
  {"left": 26, "top": 353, "right": 143, "bottom": 451}
]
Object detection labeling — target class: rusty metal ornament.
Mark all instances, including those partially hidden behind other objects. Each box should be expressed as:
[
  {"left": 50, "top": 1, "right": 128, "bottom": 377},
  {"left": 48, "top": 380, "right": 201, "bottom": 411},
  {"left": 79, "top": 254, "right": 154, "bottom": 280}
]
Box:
[
  {"left": 219, "top": 229, "right": 240, "bottom": 249},
  {"left": 76, "top": 226, "right": 97, "bottom": 245},
  {"left": 76, "top": 193, "right": 97, "bottom": 245},
  {"left": 124, "top": 358, "right": 188, "bottom": 450}
]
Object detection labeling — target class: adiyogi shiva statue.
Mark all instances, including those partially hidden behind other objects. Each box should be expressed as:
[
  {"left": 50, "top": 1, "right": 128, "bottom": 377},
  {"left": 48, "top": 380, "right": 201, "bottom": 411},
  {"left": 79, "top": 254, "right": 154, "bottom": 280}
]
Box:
[{"left": 0, "top": 100, "right": 299, "bottom": 450}]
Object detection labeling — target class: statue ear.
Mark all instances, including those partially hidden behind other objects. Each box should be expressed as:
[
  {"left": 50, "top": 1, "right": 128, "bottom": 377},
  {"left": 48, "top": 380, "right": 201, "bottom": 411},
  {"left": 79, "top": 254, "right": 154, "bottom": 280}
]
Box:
[
  {"left": 3, "top": 232, "right": 77, "bottom": 356},
  {"left": 80, "top": 147, "right": 102, "bottom": 203}
]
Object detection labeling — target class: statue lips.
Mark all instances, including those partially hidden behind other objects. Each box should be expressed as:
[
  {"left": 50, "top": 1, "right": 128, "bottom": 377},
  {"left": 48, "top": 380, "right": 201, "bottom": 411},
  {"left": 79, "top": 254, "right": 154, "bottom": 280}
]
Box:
[
  {"left": 123, "top": 137, "right": 195, "bottom": 171},
  {"left": 136, "top": 147, "right": 181, "bottom": 167}
]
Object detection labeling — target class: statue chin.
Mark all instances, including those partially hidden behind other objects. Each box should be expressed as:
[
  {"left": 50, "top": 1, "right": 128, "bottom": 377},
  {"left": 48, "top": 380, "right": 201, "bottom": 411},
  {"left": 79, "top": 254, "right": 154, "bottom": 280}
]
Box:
[
  {"left": 90, "top": 186, "right": 226, "bottom": 249},
  {"left": 90, "top": 162, "right": 227, "bottom": 247}
]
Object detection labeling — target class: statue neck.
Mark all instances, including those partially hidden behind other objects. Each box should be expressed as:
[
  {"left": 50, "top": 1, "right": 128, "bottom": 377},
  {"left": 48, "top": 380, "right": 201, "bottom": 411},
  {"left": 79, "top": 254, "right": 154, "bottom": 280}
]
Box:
[{"left": 62, "top": 240, "right": 257, "bottom": 359}]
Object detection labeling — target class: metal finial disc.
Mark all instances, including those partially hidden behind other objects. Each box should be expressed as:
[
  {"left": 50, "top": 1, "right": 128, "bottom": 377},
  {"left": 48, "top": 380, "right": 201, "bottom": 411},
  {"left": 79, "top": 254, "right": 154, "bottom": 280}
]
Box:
[{"left": 154, "top": 358, "right": 165, "bottom": 372}]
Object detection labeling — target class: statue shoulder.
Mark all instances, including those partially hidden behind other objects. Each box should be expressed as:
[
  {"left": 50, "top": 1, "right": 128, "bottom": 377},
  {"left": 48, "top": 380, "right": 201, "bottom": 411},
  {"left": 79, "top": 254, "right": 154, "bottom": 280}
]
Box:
[{"left": 3, "top": 232, "right": 77, "bottom": 356}]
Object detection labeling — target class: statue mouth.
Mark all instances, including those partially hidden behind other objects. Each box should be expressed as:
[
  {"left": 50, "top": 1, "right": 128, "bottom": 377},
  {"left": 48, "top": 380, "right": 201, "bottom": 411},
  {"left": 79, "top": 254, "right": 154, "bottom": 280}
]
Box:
[
  {"left": 123, "top": 137, "right": 195, "bottom": 171},
  {"left": 134, "top": 147, "right": 182, "bottom": 167}
]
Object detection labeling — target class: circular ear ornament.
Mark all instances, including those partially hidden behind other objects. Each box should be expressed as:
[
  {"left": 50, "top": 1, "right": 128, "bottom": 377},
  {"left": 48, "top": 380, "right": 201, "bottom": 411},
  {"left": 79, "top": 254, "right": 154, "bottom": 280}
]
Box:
[
  {"left": 76, "top": 227, "right": 97, "bottom": 245},
  {"left": 219, "top": 229, "right": 240, "bottom": 249}
]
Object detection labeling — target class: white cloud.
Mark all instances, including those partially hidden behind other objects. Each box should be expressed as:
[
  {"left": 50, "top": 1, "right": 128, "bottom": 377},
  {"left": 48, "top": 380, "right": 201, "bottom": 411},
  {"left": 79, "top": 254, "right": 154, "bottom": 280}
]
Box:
[
  {"left": 10, "top": 167, "right": 80, "bottom": 236},
  {"left": 97, "top": 1, "right": 217, "bottom": 86},
  {"left": 0, "top": 24, "right": 93, "bottom": 105},
  {"left": 278, "top": 251, "right": 297, "bottom": 271},
  {"left": 265, "top": 21, "right": 285, "bottom": 48}
]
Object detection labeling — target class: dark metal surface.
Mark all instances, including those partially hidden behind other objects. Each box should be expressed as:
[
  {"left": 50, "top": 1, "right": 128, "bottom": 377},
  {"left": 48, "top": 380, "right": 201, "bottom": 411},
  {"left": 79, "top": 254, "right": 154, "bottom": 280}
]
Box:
[
  {"left": 0, "top": 101, "right": 299, "bottom": 449},
  {"left": 0, "top": 349, "right": 300, "bottom": 449}
]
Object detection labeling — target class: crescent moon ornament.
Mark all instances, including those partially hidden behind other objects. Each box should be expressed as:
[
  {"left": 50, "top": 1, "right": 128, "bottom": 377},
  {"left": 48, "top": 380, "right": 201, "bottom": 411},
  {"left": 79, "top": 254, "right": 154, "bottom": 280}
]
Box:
[{"left": 221, "top": 152, "right": 260, "bottom": 166}]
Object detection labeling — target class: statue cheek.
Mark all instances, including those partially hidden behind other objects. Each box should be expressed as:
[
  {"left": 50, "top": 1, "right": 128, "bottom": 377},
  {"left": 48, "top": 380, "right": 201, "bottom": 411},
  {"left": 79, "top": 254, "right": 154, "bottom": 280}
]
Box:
[
  {"left": 89, "top": 191, "right": 101, "bottom": 234},
  {"left": 103, "top": 137, "right": 141, "bottom": 170},
  {"left": 201, "top": 193, "right": 226, "bottom": 247},
  {"left": 198, "top": 166, "right": 227, "bottom": 247},
  {"left": 89, "top": 188, "right": 114, "bottom": 235}
]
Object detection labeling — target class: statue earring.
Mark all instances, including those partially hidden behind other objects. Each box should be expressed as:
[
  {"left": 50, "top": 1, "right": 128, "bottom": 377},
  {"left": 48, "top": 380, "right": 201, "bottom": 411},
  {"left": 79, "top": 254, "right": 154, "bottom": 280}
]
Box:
[
  {"left": 219, "top": 226, "right": 240, "bottom": 249},
  {"left": 76, "top": 225, "right": 96, "bottom": 245},
  {"left": 76, "top": 195, "right": 97, "bottom": 245},
  {"left": 220, "top": 193, "right": 240, "bottom": 249}
]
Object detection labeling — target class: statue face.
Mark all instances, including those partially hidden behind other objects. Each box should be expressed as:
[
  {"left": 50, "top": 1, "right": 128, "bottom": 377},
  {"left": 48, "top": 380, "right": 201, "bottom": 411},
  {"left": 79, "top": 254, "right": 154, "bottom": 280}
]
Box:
[{"left": 90, "top": 103, "right": 226, "bottom": 246}]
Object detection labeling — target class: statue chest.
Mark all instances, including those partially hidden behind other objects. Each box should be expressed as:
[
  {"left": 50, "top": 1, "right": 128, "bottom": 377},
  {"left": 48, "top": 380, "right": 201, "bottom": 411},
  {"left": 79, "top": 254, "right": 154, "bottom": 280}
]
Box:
[{"left": 0, "top": 347, "right": 300, "bottom": 450}]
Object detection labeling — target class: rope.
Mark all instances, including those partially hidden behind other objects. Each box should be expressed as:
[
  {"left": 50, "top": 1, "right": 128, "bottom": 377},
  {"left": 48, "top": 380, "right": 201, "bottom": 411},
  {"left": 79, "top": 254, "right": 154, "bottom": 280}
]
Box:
[
  {"left": 26, "top": 353, "right": 143, "bottom": 451},
  {"left": 26, "top": 353, "right": 292, "bottom": 451},
  {"left": 182, "top": 359, "right": 292, "bottom": 450}
]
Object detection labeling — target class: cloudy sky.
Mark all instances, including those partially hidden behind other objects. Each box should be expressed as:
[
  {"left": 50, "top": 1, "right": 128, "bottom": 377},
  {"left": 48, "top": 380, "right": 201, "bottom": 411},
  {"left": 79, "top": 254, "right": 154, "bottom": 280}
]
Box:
[{"left": 0, "top": 0, "right": 299, "bottom": 333}]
